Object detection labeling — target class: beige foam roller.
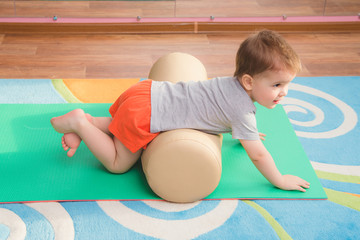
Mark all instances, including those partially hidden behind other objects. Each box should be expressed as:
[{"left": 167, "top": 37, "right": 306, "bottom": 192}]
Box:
[
  {"left": 142, "top": 129, "right": 222, "bottom": 203},
  {"left": 142, "top": 52, "right": 223, "bottom": 203},
  {"left": 148, "top": 52, "right": 207, "bottom": 83}
]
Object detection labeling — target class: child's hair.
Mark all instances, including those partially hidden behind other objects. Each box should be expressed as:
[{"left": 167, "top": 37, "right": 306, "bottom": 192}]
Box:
[{"left": 234, "top": 30, "right": 302, "bottom": 78}]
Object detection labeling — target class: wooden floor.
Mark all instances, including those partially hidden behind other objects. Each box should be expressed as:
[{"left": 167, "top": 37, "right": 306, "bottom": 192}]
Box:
[{"left": 0, "top": 31, "right": 359, "bottom": 79}]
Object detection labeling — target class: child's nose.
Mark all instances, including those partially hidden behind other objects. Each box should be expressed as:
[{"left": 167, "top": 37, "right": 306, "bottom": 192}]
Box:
[{"left": 280, "top": 87, "right": 288, "bottom": 97}]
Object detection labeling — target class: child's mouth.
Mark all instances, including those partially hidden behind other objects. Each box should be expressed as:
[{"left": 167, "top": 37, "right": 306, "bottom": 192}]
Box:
[{"left": 273, "top": 100, "right": 280, "bottom": 104}]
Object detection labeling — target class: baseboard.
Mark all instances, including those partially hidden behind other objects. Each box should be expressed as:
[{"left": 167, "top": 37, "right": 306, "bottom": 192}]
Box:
[{"left": 1, "top": 21, "right": 359, "bottom": 34}]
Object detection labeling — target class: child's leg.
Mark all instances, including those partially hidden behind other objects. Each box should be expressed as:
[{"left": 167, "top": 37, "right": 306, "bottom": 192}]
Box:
[
  {"left": 61, "top": 115, "right": 112, "bottom": 157},
  {"left": 89, "top": 116, "right": 112, "bottom": 135},
  {"left": 51, "top": 109, "right": 141, "bottom": 173}
]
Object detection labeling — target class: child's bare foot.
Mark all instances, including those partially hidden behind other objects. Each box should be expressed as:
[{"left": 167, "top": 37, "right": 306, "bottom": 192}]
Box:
[
  {"left": 50, "top": 109, "right": 87, "bottom": 134},
  {"left": 62, "top": 133, "right": 82, "bottom": 157},
  {"left": 58, "top": 113, "right": 93, "bottom": 157}
]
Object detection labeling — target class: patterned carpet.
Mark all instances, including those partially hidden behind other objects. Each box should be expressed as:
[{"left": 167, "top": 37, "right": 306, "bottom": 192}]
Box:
[{"left": 0, "top": 76, "right": 359, "bottom": 240}]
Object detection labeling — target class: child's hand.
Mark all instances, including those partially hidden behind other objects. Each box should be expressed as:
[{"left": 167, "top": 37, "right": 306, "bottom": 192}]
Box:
[
  {"left": 280, "top": 175, "right": 310, "bottom": 192},
  {"left": 259, "top": 132, "right": 266, "bottom": 141}
]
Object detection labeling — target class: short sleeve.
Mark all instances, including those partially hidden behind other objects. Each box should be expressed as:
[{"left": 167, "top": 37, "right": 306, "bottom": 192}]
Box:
[{"left": 231, "top": 111, "right": 259, "bottom": 140}]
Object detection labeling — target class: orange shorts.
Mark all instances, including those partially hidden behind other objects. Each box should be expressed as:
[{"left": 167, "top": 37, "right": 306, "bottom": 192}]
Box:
[{"left": 108, "top": 79, "right": 159, "bottom": 153}]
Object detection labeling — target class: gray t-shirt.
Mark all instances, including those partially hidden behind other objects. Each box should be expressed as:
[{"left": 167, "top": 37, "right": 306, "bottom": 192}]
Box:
[{"left": 150, "top": 76, "right": 259, "bottom": 140}]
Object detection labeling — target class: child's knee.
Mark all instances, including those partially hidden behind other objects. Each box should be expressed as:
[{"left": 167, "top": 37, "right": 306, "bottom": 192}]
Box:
[
  {"left": 105, "top": 152, "right": 140, "bottom": 174},
  {"left": 110, "top": 138, "right": 141, "bottom": 174},
  {"left": 106, "top": 162, "right": 132, "bottom": 174}
]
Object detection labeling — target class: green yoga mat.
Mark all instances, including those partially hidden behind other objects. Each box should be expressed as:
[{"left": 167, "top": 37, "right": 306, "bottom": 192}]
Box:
[{"left": 0, "top": 104, "right": 326, "bottom": 203}]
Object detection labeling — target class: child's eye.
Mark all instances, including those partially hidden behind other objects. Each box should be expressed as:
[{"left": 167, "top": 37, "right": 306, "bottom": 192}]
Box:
[{"left": 273, "top": 83, "right": 281, "bottom": 87}]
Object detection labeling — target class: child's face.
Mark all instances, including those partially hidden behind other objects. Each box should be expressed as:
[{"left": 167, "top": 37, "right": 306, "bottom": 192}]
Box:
[{"left": 250, "top": 70, "right": 295, "bottom": 109}]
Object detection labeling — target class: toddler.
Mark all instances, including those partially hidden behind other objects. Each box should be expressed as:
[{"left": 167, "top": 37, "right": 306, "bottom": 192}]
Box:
[{"left": 51, "top": 30, "right": 310, "bottom": 192}]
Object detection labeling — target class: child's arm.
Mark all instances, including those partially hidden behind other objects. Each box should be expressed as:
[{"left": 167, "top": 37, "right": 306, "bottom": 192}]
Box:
[{"left": 239, "top": 139, "right": 310, "bottom": 192}]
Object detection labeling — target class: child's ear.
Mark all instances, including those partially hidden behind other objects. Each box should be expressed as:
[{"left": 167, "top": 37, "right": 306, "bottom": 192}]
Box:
[{"left": 240, "top": 74, "right": 254, "bottom": 91}]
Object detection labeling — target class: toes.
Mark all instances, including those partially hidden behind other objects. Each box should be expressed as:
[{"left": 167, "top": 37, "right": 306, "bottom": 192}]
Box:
[
  {"left": 62, "top": 137, "right": 69, "bottom": 151},
  {"left": 67, "top": 148, "right": 77, "bottom": 158},
  {"left": 61, "top": 136, "right": 66, "bottom": 145}
]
